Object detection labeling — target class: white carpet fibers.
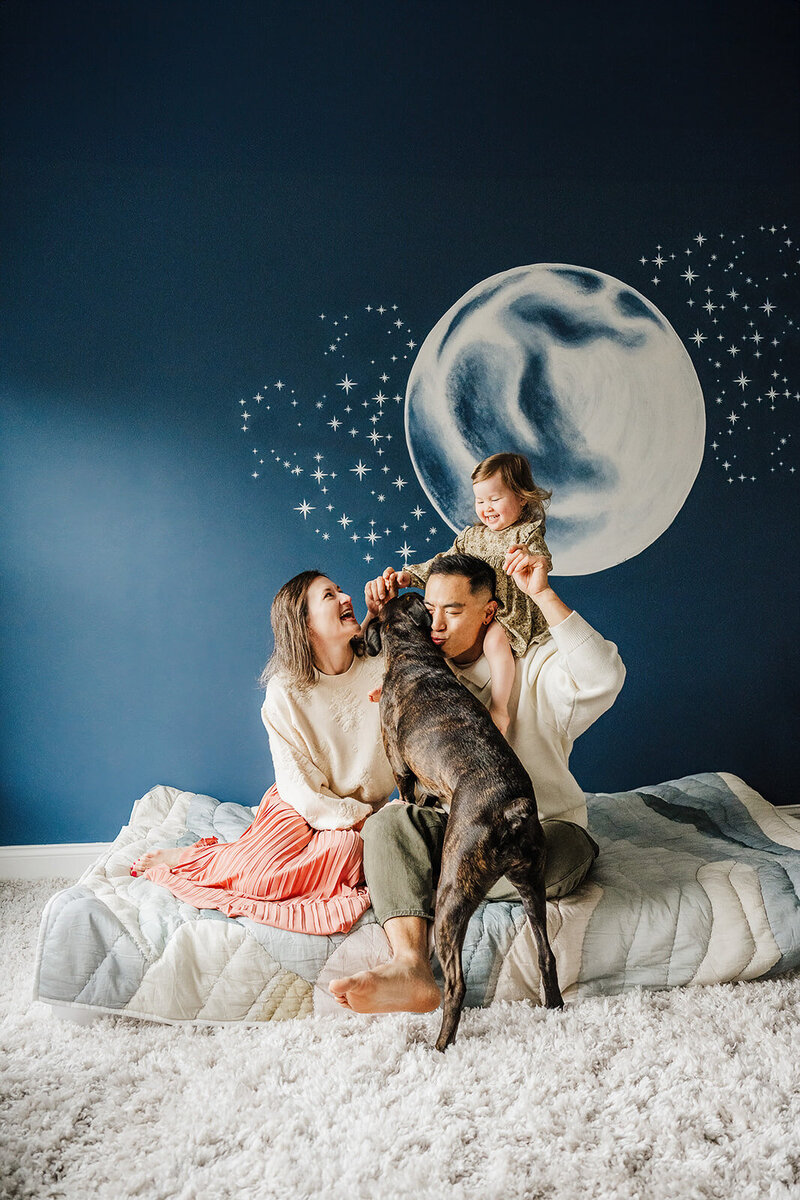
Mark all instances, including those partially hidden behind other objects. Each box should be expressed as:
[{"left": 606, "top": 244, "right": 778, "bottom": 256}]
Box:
[{"left": 2, "top": 880, "right": 799, "bottom": 1200}]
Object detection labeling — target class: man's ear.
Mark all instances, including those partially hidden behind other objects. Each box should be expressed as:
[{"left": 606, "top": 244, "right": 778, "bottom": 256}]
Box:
[
  {"left": 483, "top": 599, "right": 499, "bottom": 626},
  {"left": 364, "top": 618, "right": 382, "bottom": 656}
]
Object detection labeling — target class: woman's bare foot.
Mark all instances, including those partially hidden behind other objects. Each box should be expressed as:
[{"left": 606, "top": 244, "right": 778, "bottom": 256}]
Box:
[
  {"left": 130, "top": 847, "right": 190, "bottom": 876},
  {"left": 328, "top": 956, "right": 441, "bottom": 1014}
]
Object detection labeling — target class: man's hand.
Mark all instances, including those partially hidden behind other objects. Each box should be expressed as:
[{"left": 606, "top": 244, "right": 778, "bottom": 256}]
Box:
[
  {"left": 504, "top": 547, "right": 551, "bottom": 597},
  {"left": 365, "top": 571, "right": 400, "bottom": 615},
  {"left": 505, "top": 545, "right": 573, "bottom": 626}
]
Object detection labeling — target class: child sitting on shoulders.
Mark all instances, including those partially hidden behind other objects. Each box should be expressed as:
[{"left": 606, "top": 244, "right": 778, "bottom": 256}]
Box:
[{"left": 385, "top": 451, "right": 553, "bottom": 737}]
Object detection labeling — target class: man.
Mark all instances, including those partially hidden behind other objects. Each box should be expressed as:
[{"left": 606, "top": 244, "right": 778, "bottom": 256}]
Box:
[{"left": 329, "top": 551, "right": 625, "bottom": 1014}]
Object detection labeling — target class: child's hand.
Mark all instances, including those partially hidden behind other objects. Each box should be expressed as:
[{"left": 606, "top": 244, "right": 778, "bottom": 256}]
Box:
[{"left": 382, "top": 567, "right": 411, "bottom": 588}]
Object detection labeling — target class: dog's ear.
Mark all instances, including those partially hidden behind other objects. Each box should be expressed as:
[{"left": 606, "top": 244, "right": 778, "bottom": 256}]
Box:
[
  {"left": 405, "top": 593, "right": 432, "bottom": 631},
  {"left": 364, "top": 618, "right": 382, "bottom": 656}
]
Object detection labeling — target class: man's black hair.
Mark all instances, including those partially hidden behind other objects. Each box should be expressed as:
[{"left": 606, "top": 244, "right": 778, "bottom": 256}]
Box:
[{"left": 427, "top": 553, "right": 496, "bottom": 599}]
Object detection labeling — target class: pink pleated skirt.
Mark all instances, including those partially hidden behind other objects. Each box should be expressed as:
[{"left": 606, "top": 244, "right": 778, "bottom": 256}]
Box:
[{"left": 143, "top": 784, "right": 369, "bottom": 935}]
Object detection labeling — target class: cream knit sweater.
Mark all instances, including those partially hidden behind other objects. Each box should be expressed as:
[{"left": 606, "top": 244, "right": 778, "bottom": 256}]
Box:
[
  {"left": 449, "top": 610, "right": 626, "bottom": 827},
  {"left": 262, "top": 652, "right": 396, "bottom": 830},
  {"left": 262, "top": 611, "right": 625, "bottom": 832}
]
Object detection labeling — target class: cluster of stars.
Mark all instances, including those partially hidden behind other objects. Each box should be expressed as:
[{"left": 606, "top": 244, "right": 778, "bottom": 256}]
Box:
[
  {"left": 637, "top": 224, "right": 797, "bottom": 483},
  {"left": 236, "top": 304, "right": 441, "bottom": 571}
]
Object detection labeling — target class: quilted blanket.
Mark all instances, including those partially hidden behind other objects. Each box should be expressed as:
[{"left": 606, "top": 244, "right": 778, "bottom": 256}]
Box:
[{"left": 33, "top": 772, "right": 800, "bottom": 1024}]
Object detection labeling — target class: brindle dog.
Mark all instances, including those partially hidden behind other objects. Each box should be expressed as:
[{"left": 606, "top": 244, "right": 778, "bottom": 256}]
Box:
[{"left": 365, "top": 591, "right": 563, "bottom": 1051}]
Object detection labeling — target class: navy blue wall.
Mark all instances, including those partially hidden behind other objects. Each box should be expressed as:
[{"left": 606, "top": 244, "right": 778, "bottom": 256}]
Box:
[{"left": 2, "top": 1, "right": 798, "bottom": 844}]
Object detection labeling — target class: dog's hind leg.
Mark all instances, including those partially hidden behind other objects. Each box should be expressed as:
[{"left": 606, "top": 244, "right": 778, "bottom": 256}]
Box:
[
  {"left": 433, "top": 883, "right": 476, "bottom": 1052},
  {"left": 505, "top": 863, "right": 564, "bottom": 1010}
]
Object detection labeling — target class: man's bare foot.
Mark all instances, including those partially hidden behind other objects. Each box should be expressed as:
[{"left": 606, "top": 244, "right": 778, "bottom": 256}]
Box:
[
  {"left": 490, "top": 706, "right": 510, "bottom": 738},
  {"left": 130, "top": 847, "right": 190, "bottom": 876},
  {"left": 329, "top": 956, "right": 441, "bottom": 1014}
]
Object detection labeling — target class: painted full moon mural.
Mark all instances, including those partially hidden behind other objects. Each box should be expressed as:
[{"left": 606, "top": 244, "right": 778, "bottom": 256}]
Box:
[{"left": 405, "top": 264, "right": 706, "bottom": 576}]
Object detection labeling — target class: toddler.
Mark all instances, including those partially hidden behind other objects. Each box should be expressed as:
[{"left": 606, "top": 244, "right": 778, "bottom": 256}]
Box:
[{"left": 387, "top": 451, "right": 552, "bottom": 736}]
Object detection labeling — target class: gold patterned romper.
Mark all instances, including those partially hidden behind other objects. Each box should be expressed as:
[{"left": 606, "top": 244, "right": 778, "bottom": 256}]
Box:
[{"left": 404, "top": 517, "right": 552, "bottom": 656}]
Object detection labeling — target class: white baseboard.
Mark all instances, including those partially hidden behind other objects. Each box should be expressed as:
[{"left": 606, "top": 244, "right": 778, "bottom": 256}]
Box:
[
  {"left": 0, "top": 843, "right": 112, "bottom": 881},
  {"left": 2, "top": 803, "right": 798, "bottom": 883}
]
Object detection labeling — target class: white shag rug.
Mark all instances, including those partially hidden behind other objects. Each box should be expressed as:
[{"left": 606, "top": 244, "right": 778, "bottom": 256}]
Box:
[{"left": 2, "top": 880, "right": 799, "bottom": 1200}]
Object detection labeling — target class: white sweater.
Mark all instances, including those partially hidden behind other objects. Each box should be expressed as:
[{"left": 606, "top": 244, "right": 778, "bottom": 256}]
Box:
[
  {"left": 262, "top": 652, "right": 396, "bottom": 830},
  {"left": 262, "top": 611, "right": 625, "bottom": 832},
  {"left": 449, "top": 611, "right": 626, "bottom": 827}
]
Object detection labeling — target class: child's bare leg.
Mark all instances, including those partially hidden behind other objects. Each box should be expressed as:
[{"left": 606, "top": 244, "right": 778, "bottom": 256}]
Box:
[{"left": 483, "top": 620, "right": 514, "bottom": 737}]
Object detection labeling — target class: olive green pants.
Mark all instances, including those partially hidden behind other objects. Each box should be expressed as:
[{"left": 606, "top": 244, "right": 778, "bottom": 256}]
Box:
[{"left": 362, "top": 802, "right": 599, "bottom": 926}]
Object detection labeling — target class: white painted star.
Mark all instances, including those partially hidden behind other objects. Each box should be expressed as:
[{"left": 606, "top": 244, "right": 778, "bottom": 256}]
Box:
[
  {"left": 690, "top": 330, "right": 706, "bottom": 347},
  {"left": 412, "top": 506, "right": 425, "bottom": 519},
  {"left": 337, "top": 375, "right": 357, "bottom": 394},
  {"left": 351, "top": 460, "right": 371, "bottom": 480},
  {"left": 682, "top": 267, "right": 697, "bottom": 284},
  {"left": 396, "top": 542, "right": 415, "bottom": 562},
  {"left": 295, "top": 500, "right": 315, "bottom": 519},
  {"left": 734, "top": 372, "right": 750, "bottom": 390},
  {"left": 392, "top": 476, "right": 407, "bottom": 490},
  {"left": 338, "top": 514, "right": 352, "bottom": 530},
  {"left": 275, "top": 380, "right": 285, "bottom": 390},
  {"left": 328, "top": 416, "right": 342, "bottom": 431},
  {"left": 760, "top": 299, "right": 775, "bottom": 315}
]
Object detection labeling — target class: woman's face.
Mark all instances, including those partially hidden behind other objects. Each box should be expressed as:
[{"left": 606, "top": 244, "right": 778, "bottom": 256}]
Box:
[{"left": 305, "top": 576, "right": 360, "bottom": 652}]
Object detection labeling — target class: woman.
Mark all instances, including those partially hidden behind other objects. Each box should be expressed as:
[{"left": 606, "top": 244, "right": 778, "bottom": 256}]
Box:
[{"left": 130, "top": 571, "right": 395, "bottom": 934}]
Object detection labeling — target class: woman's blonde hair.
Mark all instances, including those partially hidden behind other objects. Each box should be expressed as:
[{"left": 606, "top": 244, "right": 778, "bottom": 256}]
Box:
[
  {"left": 471, "top": 452, "right": 552, "bottom": 526},
  {"left": 258, "top": 569, "right": 364, "bottom": 692}
]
